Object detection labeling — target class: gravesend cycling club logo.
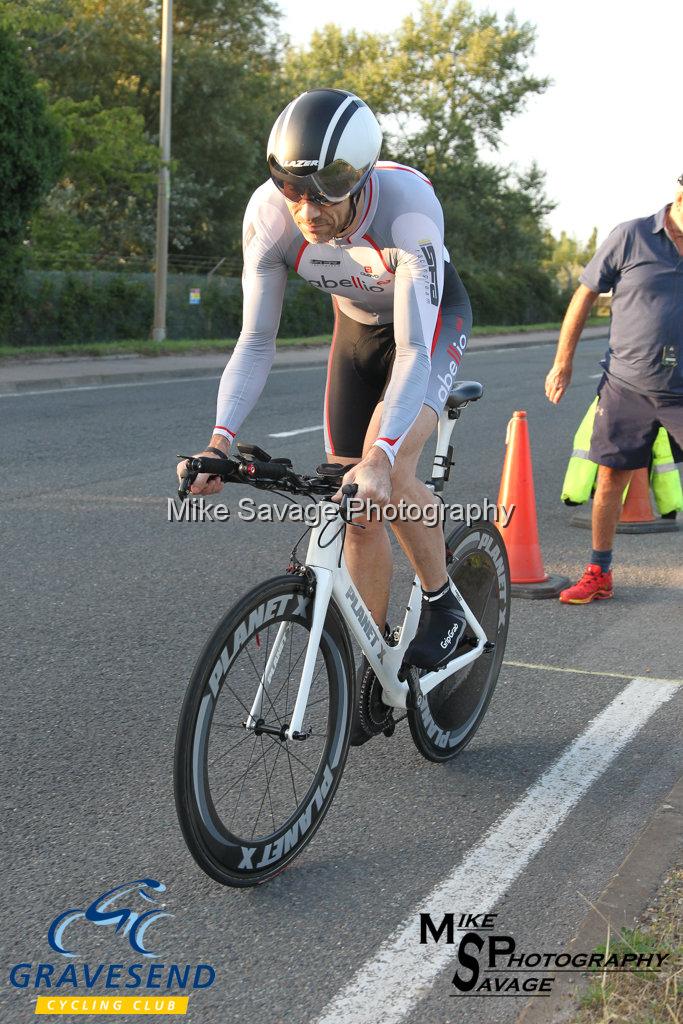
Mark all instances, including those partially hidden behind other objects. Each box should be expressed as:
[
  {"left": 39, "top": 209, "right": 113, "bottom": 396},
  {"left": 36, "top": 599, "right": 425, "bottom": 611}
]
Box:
[
  {"left": 48, "top": 879, "right": 170, "bottom": 957},
  {"left": 419, "top": 911, "right": 671, "bottom": 998},
  {"left": 8, "top": 878, "right": 217, "bottom": 1016}
]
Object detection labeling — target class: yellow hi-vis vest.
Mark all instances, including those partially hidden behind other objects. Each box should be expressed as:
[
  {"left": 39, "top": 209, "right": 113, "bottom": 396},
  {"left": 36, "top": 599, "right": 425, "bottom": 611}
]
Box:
[{"left": 561, "top": 398, "right": 683, "bottom": 514}]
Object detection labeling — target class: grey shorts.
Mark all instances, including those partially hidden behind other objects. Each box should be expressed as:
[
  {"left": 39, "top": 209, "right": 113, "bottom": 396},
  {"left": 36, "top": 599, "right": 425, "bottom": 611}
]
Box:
[{"left": 589, "top": 374, "right": 683, "bottom": 468}]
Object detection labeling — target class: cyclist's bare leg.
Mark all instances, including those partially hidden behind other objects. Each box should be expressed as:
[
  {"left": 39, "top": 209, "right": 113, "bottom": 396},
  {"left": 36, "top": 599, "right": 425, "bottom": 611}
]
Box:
[
  {"left": 334, "top": 403, "right": 446, "bottom": 630},
  {"left": 367, "top": 404, "right": 448, "bottom": 590},
  {"left": 323, "top": 451, "right": 393, "bottom": 631}
]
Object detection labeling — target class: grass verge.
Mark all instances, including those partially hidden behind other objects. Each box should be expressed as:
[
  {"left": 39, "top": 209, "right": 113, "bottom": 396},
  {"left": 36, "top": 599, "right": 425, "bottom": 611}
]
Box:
[
  {"left": 0, "top": 319, "right": 608, "bottom": 362},
  {"left": 570, "top": 866, "right": 682, "bottom": 1024}
]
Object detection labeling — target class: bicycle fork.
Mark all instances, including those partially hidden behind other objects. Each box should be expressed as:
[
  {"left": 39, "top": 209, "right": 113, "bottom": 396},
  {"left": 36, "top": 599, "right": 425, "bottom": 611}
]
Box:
[{"left": 244, "top": 569, "right": 335, "bottom": 742}]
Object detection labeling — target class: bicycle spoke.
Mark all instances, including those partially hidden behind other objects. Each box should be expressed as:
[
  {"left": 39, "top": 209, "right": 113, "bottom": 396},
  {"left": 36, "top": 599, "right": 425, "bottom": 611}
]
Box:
[
  {"left": 267, "top": 645, "right": 324, "bottom": 716},
  {"left": 227, "top": 734, "right": 259, "bottom": 826},
  {"left": 265, "top": 733, "right": 316, "bottom": 777},
  {"left": 250, "top": 737, "right": 282, "bottom": 840},
  {"left": 250, "top": 736, "right": 271, "bottom": 839},
  {"left": 216, "top": 740, "right": 275, "bottom": 812},
  {"left": 244, "top": 643, "right": 285, "bottom": 727},
  {"left": 265, "top": 743, "right": 281, "bottom": 832},
  {"left": 221, "top": 680, "right": 253, "bottom": 720},
  {"left": 478, "top": 576, "right": 497, "bottom": 627},
  {"left": 208, "top": 728, "right": 253, "bottom": 770}
]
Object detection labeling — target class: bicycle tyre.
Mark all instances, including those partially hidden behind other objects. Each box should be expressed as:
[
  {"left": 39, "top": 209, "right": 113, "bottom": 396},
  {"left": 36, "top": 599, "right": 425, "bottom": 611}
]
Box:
[
  {"left": 174, "top": 574, "right": 354, "bottom": 887},
  {"left": 407, "top": 520, "right": 511, "bottom": 763}
]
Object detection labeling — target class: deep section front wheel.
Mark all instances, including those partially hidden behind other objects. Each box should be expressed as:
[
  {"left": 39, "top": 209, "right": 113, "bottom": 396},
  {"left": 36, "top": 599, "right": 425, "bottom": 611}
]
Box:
[
  {"left": 174, "top": 575, "right": 353, "bottom": 886},
  {"left": 408, "top": 520, "right": 510, "bottom": 762}
]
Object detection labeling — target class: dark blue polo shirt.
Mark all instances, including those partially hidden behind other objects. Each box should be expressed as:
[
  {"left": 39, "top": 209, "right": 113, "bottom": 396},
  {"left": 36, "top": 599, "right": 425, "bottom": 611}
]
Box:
[{"left": 580, "top": 205, "right": 683, "bottom": 397}]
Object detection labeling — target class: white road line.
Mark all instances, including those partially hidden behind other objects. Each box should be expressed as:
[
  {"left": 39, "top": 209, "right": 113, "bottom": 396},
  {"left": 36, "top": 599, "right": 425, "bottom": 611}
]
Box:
[
  {"left": 0, "top": 364, "right": 324, "bottom": 399},
  {"left": 269, "top": 424, "right": 324, "bottom": 437},
  {"left": 313, "top": 677, "right": 678, "bottom": 1024},
  {"left": 589, "top": 372, "right": 603, "bottom": 378}
]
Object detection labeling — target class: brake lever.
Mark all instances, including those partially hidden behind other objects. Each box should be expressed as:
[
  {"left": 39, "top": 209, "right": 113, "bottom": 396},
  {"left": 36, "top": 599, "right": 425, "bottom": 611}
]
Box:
[
  {"left": 177, "top": 454, "right": 198, "bottom": 500},
  {"left": 339, "top": 483, "right": 363, "bottom": 526}
]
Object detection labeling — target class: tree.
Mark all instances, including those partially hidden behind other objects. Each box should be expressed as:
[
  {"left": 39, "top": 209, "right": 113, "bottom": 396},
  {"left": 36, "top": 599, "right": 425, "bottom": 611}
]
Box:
[
  {"left": 0, "top": 24, "right": 63, "bottom": 310},
  {"left": 3, "top": 0, "right": 286, "bottom": 265},
  {"left": 544, "top": 227, "right": 598, "bottom": 292},
  {"left": 284, "top": 1, "right": 559, "bottom": 322},
  {"left": 284, "top": 0, "right": 549, "bottom": 161},
  {"left": 28, "top": 98, "right": 160, "bottom": 268}
]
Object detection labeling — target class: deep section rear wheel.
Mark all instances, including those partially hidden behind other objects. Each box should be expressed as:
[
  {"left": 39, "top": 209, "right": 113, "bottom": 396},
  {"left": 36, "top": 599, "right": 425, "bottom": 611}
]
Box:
[
  {"left": 408, "top": 521, "right": 510, "bottom": 762},
  {"left": 174, "top": 575, "right": 353, "bottom": 886}
]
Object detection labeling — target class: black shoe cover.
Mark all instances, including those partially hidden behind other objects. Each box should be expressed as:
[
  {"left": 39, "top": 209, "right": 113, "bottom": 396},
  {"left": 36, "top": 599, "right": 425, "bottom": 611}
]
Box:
[{"left": 404, "top": 580, "right": 467, "bottom": 670}]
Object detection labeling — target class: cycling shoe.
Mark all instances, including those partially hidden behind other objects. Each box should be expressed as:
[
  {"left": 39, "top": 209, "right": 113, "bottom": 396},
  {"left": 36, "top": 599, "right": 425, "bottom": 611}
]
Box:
[{"left": 404, "top": 580, "right": 467, "bottom": 670}]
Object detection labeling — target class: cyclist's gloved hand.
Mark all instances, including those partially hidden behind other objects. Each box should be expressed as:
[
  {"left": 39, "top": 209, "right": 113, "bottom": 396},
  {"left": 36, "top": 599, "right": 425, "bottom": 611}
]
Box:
[{"left": 176, "top": 443, "right": 230, "bottom": 496}]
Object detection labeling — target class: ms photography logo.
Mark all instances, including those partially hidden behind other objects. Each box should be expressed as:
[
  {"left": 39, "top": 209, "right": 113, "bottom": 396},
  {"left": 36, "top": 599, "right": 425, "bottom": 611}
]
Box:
[
  {"left": 420, "top": 912, "right": 670, "bottom": 998},
  {"left": 8, "top": 878, "right": 217, "bottom": 1017}
]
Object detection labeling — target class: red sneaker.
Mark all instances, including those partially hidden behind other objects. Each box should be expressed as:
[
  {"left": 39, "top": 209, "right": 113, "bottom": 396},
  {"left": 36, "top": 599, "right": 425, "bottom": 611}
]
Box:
[{"left": 559, "top": 564, "right": 613, "bottom": 604}]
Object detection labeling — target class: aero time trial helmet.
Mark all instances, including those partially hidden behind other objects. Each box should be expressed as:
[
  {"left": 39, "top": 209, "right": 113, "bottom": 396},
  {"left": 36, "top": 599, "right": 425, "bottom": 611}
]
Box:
[{"left": 267, "top": 88, "right": 382, "bottom": 205}]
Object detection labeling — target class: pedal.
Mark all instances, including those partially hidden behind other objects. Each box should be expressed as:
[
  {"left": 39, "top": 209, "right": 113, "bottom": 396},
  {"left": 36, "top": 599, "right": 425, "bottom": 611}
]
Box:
[
  {"left": 457, "top": 633, "right": 479, "bottom": 653},
  {"left": 403, "top": 666, "right": 424, "bottom": 711}
]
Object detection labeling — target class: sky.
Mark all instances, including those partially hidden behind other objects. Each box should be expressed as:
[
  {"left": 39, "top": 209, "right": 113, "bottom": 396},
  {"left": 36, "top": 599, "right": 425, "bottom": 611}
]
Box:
[{"left": 277, "top": 0, "right": 682, "bottom": 244}]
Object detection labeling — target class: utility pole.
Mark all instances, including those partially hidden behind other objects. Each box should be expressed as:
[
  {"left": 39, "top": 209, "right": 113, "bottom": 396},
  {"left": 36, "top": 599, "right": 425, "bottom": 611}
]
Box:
[{"left": 152, "top": 0, "right": 173, "bottom": 342}]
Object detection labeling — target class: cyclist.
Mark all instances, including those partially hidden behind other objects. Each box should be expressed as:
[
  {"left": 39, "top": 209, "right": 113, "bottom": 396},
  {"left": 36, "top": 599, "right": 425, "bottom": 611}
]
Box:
[{"left": 177, "top": 88, "right": 473, "bottom": 707}]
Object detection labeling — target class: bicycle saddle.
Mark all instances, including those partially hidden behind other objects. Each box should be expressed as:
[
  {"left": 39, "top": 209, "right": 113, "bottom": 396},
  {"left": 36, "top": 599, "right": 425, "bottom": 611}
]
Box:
[{"left": 447, "top": 381, "right": 484, "bottom": 409}]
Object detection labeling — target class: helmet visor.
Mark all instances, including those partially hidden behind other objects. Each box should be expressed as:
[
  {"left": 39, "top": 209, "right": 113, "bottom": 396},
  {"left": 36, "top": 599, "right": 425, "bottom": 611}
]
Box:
[{"left": 268, "top": 156, "right": 368, "bottom": 204}]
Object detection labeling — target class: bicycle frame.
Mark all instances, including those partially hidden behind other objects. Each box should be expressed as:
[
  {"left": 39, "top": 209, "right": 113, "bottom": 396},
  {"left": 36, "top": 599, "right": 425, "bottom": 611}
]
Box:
[{"left": 245, "top": 403, "right": 489, "bottom": 741}]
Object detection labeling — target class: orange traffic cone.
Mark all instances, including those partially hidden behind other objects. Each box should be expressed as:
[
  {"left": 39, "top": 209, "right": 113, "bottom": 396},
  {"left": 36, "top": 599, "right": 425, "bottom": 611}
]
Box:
[
  {"left": 497, "top": 411, "right": 570, "bottom": 599},
  {"left": 619, "top": 468, "right": 655, "bottom": 524}
]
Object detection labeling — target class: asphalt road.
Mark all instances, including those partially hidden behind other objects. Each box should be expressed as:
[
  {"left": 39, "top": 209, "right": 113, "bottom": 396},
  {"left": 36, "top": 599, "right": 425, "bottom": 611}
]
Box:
[{"left": 1, "top": 336, "right": 681, "bottom": 1024}]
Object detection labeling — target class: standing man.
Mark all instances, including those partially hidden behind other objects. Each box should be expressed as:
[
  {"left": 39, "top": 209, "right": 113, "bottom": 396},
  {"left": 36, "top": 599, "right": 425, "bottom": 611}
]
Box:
[{"left": 545, "top": 174, "right": 683, "bottom": 604}]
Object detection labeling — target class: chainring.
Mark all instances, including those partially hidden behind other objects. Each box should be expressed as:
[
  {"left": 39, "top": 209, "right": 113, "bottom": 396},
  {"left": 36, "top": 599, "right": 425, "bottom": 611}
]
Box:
[{"left": 358, "top": 662, "right": 394, "bottom": 736}]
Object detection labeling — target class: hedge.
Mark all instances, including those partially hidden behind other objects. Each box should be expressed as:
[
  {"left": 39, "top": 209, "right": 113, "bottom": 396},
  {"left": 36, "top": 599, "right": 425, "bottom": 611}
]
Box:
[{"left": 2, "top": 266, "right": 565, "bottom": 347}]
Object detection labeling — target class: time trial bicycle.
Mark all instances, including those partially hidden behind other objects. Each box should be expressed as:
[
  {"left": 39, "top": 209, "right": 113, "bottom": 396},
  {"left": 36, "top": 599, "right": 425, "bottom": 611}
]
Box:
[{"left": 174, "top": 380, "right": 510, "bottom": 886}]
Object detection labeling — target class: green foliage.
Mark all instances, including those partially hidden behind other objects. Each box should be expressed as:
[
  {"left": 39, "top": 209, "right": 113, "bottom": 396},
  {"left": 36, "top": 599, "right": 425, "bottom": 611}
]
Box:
[
  {"left": 0, "top": 23, "right": 63, "bottom": 322},
  {"left": 460, "top": 265, "right": 564, "bottom": 325},
  {"left": 29, "top": 98, "right": 159, "bottom": 267},
  {"left": 1, "top": 0, "right": 572, "bottom": 334},
  {"left": 544, "top": 227, "right": 598, "bottom": 292},
  {"left": 3, "top": 0, "right": 286, "bottom": 262},
  {"left": 284, "top": 0, "right": 549, "bottom": 158},
  {"left": 284, "top": 0, "right": 559, "bottom": 323},
  {"left": 3, "top": 273, "right": 333, "bottom": 346}
]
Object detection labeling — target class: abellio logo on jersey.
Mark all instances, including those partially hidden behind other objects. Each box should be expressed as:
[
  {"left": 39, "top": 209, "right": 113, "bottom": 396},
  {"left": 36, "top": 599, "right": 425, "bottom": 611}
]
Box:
[
  {"left": 437, "top": 315, "right": 468, "bottom": 404},
  {"left": 306, "top": 273, "right": 385, "bottom": 294},
  {"left": 8, "top": 879, "right": 216, "bottom": 1016}
]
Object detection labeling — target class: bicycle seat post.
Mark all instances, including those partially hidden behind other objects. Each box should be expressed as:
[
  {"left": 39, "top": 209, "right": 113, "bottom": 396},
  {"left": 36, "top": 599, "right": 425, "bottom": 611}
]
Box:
[{"left": 426, "top": 381, "right": 484, "bottom": 493}]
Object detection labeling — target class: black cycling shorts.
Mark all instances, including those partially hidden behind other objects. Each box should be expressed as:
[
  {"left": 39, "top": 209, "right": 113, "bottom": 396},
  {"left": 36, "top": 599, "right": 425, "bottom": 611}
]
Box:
[{"left": 323, "top": 265, "right": 472, "bottom": 458}]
